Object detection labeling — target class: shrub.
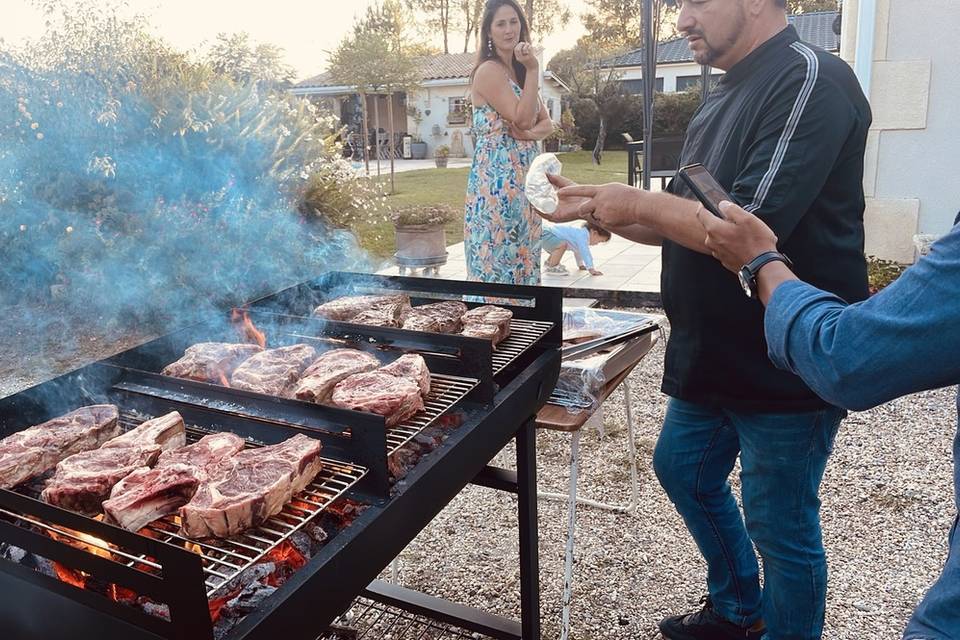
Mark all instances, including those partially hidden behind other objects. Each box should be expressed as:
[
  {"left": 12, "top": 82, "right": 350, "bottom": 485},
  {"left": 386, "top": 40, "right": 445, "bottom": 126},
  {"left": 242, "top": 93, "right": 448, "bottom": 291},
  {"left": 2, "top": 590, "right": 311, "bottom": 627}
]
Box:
[
  {"left": 434, "top": 144, "right": 450, "bottom": 159},
  {"left": 867, "top": 255, "right": 907, "bottom": 294},
  {"left": 391, "top": 204, "right": 457, "bottom": 227}
]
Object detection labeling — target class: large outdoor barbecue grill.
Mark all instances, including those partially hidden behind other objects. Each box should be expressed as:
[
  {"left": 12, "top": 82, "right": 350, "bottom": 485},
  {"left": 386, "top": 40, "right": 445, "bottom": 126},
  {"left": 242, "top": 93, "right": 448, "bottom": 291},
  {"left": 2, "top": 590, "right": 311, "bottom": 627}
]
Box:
[{"left": 0, "top": 273, "right": 562, "bottom": 640}]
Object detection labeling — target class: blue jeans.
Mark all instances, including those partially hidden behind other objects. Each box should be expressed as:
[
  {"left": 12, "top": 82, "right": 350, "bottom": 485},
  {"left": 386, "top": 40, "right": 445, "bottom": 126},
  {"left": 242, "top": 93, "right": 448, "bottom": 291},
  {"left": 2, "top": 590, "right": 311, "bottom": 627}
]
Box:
[
  {"left": 903, "top": 419, "right": 960, "bottom": 640},
  {"left": 653, "top": 397, "right": 845, "bottom": 640}
]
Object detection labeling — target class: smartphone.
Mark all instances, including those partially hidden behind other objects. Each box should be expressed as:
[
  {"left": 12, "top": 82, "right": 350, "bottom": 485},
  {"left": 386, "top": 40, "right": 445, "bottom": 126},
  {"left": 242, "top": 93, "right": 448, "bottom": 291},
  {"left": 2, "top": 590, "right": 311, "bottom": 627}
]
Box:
[{"left": 678, "top": 163, "right": 732, "bottom": 219}]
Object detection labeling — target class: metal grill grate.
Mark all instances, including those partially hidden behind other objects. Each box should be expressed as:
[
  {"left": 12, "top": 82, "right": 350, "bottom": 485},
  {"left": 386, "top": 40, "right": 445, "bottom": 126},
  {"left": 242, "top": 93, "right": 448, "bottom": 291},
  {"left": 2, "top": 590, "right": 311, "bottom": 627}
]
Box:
[
  {"left": 319, "top": 597, "right": 494, "bottom": 639},
  {"left": 491, "top": 319, "right": 553, "bottom": 375},
  {"left": 385, "top": 374, "right": 476, "bottom": 455},
  {"left": 8, "top": 415, "right": 367, "bottom": 599}
]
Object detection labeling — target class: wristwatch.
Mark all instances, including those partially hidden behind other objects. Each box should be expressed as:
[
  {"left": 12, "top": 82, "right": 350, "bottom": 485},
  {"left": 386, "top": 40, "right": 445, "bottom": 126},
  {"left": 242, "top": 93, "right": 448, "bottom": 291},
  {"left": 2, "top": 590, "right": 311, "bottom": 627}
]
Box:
[{"left": 738, "top": 251, "right": 793, "bottom": 299}]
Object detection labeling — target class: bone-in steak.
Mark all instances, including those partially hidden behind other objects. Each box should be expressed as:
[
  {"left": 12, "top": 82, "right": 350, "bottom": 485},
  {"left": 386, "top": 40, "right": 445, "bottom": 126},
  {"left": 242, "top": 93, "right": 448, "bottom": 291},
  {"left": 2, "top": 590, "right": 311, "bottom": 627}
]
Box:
[
  {"left": 461, "top": 305, "right": 512, "bottom": 347},
  {"left": 103, "top": 432, "right": 246, "bottom": 531},
  {"left": 293, "top": 349, "right": 381, "bottom": 404},
  {"left": 0, "top": 405, "right": 120, "bottom": 489},
  {"left": 312, "top": 294, "right": 411, "bottom": 322},
  {"left": 229, "top": 344, "right": 317, "bottom": 397},
  {"left": 331, "top": 371, "right": 424, "bottom": 427},
  {"left": 379, "top": 354, "right": 431, "bottom": 396},
  {"left": 41, "top": 412, "right": 186, "bottom": 515},
  {"left": 401, "top": 301, "right": 468, "bottom": 333},
  {"left": 162, "top": 342, "right": 263, "bottom": 383},
  {"left": 179, "top": 434, "right": 323, "bottom": 539}
]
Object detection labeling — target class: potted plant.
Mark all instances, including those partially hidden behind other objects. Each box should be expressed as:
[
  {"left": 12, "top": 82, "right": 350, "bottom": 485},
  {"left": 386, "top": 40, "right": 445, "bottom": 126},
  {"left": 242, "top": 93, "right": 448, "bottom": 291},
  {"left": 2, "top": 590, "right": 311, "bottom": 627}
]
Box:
[
  {"left": 406, "top": 106, "right": 428, "bottom": 159},
  {"left": 392, "top": 204, "right": 457, "bottom": 275},
  {"left": 434, "top": 144, "right": 450, "bottom": 168}
]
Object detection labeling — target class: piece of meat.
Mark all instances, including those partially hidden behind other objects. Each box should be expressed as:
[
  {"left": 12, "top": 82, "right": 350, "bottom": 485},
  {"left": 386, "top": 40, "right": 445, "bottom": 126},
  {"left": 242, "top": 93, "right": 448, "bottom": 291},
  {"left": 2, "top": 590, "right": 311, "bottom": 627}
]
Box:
[
  {"left": 331, "top": 371, "right": 424, "bottom": 427},
  {"left": 461, "top": 306, "right": 512, "bottom": 346},
  {"left": 461, "top": 322, "right": 506, "bottom": 347},
  {"left": 230, "top": 344, "right": 317, "bottom": 397},
  {"left": 293, "top": 349, "right": 381, "bottom": 404},
  {"left": 103, "top": 412, "right": 186, "bottom": 452},
  {"left": 42, "top": 444, "right": 163, "bottom": 515},
  {"left": 401, "top": 301, "right": 468, "bottom": 333},
  {"left": 161, "top": 342, "right": 263, "bottom": 384},
  {"left": 103, "top": 432, "right": 246, "bottom": 531},
  {"left": 379, "top": 354, "right": 431, "bottom": 396},
  {"left": 312, "top": 294, "right": 411, "bottom": 322},
  {"left": 349, "top": 305, "right": 406, "bottom": 328},
  {"left": 0, "top": 405, "right": 120, "bottom": 489},
  {"left": 179, "top": 434, "right": 323, "bottom": 539}
]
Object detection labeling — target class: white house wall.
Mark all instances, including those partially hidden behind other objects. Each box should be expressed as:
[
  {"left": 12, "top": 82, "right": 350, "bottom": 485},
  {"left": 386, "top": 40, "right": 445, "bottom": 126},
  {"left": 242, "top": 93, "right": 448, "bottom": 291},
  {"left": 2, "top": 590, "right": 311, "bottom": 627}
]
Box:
[{"left": 618, "top": 62, "right": 710, "bottom": 93}]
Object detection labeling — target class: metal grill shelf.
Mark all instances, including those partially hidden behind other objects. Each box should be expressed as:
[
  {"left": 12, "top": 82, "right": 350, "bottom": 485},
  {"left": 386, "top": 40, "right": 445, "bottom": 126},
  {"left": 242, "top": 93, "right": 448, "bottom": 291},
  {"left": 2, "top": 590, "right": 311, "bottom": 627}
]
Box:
[
  {"left": 385, "top": 374, "right": 477, "bottom": 455},
  {"left": 320, "top": 598, "right": 495, "bottom": 640},
  {"left": 491, "top": 319, "right": 553, "bottom": 375}
]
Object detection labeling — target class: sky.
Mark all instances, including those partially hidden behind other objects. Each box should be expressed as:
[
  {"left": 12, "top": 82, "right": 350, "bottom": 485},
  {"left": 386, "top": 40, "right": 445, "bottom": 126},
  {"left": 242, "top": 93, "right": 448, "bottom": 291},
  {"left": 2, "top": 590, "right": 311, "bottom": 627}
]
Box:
[{"left": 1, "top": 0, "right": 595, "bottom": 81}]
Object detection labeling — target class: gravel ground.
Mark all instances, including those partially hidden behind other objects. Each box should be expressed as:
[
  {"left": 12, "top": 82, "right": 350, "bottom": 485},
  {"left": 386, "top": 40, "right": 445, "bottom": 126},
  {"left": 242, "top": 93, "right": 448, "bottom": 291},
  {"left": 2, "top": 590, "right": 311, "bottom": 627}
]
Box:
[{"left": 1, "top": 309, "right": 955, "bottom": 640}]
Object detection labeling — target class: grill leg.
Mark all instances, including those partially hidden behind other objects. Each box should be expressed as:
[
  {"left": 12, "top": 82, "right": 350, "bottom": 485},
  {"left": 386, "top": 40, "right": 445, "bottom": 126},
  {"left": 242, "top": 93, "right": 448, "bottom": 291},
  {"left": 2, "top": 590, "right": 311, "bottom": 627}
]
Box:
[
  {"left": 517, "top": 418, "right": 541, "bottom": 640},
  {"left": 622, "top": 379, "right": 639, "bottom": 514},
  {"left": 560, "top": 429, "right": 581, "bottom": 640}
]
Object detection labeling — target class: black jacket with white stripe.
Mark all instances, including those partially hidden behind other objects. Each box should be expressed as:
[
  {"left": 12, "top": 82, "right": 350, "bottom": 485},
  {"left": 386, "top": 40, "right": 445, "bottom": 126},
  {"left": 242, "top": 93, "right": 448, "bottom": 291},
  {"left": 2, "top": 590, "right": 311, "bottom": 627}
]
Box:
[{"left": 662, "top": 24, "right": 872, "bottom": 412}]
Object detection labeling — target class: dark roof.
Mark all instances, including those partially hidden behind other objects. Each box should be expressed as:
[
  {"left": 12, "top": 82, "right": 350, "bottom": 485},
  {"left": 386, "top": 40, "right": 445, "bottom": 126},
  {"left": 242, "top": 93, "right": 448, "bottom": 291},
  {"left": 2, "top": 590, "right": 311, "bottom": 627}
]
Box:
[{"left": 605, "top": 10, "right": 839, "bottom": 68}]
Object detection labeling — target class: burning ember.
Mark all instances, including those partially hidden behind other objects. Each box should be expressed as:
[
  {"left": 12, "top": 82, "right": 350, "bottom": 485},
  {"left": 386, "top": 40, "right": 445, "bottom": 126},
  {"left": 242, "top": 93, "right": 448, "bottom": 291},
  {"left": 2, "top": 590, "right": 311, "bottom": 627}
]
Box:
[{"left": 231, "top": 307, "right": 267, "bottom": 348}]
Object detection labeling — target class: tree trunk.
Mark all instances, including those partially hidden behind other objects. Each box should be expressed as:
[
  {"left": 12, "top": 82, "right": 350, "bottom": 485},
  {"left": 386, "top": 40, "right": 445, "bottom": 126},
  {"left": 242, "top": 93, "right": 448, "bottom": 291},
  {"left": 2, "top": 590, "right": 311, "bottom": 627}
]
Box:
[
  {"left": 526, "top": 0, "right": 534, "bottom": 33},
  {"left": 373, "top": 95, "right": 382, "bottom": 178},
  {"left": 387, "top": 92, "right": 396, "bottom": 195},
  {"left": 360, "top": 91, "right": 370, "bottom": 174},
  {"left": 592, "top": 116, "right": 606, "bottom": 165}
]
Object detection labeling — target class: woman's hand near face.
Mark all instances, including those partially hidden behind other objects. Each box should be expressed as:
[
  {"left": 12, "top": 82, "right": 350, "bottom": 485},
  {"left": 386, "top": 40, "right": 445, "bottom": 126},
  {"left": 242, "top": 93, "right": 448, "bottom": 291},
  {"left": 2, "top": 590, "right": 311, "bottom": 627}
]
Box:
[{"left": 514, "top": 42, "right": 539, "bottom": 70}]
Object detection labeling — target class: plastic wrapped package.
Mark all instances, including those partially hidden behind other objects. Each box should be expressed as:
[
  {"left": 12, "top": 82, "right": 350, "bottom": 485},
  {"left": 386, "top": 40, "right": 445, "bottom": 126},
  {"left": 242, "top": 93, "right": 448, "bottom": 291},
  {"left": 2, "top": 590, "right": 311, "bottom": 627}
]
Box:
[{"left": 524, "top": 153, "right": 563, "bottom": 213}]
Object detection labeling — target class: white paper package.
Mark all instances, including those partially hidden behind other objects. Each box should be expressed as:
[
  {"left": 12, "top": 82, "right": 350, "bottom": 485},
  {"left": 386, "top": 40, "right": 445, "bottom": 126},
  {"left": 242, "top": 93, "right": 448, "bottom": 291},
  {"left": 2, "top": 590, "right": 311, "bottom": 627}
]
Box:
[{"left": 524, "top": 152, "right": 563, "bottom": 213}]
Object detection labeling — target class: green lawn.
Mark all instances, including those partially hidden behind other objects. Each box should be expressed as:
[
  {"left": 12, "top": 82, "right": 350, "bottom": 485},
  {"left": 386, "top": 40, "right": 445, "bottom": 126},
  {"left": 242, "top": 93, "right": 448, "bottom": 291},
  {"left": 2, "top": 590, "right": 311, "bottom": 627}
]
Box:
[{"left": 356, "top": 150, "right": 631, "bottom": 258}]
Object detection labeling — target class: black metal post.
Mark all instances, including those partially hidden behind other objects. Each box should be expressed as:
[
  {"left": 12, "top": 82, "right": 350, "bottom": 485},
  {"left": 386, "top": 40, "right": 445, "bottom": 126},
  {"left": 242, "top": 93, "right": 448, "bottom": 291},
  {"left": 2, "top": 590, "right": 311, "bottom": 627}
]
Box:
[
  {"left": 516, "top": 418, "right": 540, "bottom": 640},
  {"left": 641, "top": 0, "right": 656, "bottom": 191}
]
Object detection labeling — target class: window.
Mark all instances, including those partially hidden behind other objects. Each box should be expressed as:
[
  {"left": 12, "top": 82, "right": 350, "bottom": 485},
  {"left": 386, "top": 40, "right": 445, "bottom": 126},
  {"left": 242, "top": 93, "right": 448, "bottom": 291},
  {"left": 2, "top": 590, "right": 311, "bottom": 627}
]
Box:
[
  {"left": 676, "top": 73, "right": 723, "bottom": 93},
  {"left": 620, "top": 77, "right": 664, "bottom": 95},
  {"left": 447, "top": 97, "right": 470, "bottom": 125}
]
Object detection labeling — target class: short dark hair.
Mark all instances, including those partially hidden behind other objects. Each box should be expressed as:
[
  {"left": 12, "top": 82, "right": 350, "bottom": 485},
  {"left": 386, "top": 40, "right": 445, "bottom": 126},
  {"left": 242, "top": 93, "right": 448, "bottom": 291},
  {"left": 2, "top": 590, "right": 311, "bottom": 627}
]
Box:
[{"left": 584, "top": 221, "right": 612, "bottom": 240}]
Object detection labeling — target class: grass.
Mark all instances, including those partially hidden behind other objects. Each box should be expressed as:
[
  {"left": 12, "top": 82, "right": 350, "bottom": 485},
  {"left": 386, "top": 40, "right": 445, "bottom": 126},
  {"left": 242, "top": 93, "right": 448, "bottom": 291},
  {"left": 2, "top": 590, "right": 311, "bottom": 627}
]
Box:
[{"left": 355, "top": 150, "right": 631, "bottom": 258}]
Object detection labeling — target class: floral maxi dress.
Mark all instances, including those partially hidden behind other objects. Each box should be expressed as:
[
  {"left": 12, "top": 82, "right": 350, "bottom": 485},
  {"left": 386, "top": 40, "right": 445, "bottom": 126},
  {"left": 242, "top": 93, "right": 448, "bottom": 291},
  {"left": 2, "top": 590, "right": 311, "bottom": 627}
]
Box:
[{"left": 464, "top": 82, "right": 541, "bottom": 285}]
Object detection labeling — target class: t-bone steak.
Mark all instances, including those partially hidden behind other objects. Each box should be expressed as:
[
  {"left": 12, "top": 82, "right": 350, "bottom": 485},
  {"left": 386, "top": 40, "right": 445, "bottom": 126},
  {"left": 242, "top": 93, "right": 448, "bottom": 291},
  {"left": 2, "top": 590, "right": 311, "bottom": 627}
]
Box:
[
  {"left": 41, "top": 412, "right": 186, "bottom": 515},
  {"left": 178, "top": 434, "right": 323, "bottom": 539},
  {"left": 312, "top": 294, "right": 411, "bottom": 322},
  {"left": 331, "top": 371, "right": 424, "bottom": 427},
  {"left": 379, "top": 354, "right": 431, "bottom": 396},
  {"left": 103, "top": 432, "right": 246, "bottom": 531},
  {"left": 162, "top": 342, "right": 263, "bottom": 383},
  {"left": 0, "top": 405, "right": 120, "bottom": 489},
  {"left": 401, "top": 301, "right": 468, "bottom": 333},
  {"left": 292, "top": 349, "right": 381, "bottom": 404},
  {"left": 229, "top": 344, "right": 317, "bottom": 396}
]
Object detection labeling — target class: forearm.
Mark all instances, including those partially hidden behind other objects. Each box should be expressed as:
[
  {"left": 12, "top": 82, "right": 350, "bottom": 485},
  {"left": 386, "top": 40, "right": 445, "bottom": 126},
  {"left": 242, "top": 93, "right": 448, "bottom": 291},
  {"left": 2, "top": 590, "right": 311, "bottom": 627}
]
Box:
[
  {"left": 525, "top": 117, "right": 555, "bottom": 141},
  {"left": 606, "top": 222, "right": 662, "bottom": 246},
  {"left": 757, "top": 262, "right": 800, "bottom": 305},
  {"left": 634, "top": 191, "right": 710, "bottom": 254},
  {"left": 517, "top": 73, "right": 540, "bottom": 129}
]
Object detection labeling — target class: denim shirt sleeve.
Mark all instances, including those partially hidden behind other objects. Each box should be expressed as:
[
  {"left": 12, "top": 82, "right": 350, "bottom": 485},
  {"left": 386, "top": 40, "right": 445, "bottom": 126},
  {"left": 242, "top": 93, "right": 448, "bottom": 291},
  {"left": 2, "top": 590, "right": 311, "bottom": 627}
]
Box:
[{"left": 765, "top": 225, "right": 960, "bottom": 411}]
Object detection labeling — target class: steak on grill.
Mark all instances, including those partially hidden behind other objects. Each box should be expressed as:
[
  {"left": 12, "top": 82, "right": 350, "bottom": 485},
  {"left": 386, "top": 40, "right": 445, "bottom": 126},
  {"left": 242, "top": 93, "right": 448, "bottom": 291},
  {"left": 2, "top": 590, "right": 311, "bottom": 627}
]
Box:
[
  {"left": 401, "top": 301, "right": 468, "bottom": 333},
  {"left": 461, "top": 323, "right": 505, "bottom": 346},
  {"left": 461, "top": 305, "right": 512, "bottom": 347},
  {"left": 179, "top": 434, "right": 323, "bottom": 539},
  {"left": 349, "top": 305, "right": 406, "bottom": 328},
  {"left": 103, "top": 432, "right": 246, "bottom": 531},
  {"left": 162, "top": 342, "right": 263, "bottom": 383},
  {"left": 312, "top": 294, "right": 411, "bottom": 322},
  {"left": 293, "top": 349, "right": 381, "bottom": 404},
  {"left": 41, "top": 412, "right": 186, "bottom": 515},
  {"left": 331, "top": 371, "right": 424, "bottom": 427},
  {"left": 229, "top": 344, "right": 317, "bottom": 397},
  {"left": 379, "top": 353, "right": 431, "bottom": 396},
  {"left": 0, "top": 405, "right": 120, "bottom": 489}
]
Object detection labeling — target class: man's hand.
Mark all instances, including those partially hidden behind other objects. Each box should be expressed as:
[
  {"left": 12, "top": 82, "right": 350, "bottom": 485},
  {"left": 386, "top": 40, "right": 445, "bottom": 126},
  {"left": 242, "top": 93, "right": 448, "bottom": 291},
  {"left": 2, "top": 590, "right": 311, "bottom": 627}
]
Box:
[
  {"left": 697, "top": 201, "right": 779, "bottom": 272},
  {"left": 557, "top": 182, "right": 643, "bottom": 228},
  {"left": 533, "top": 174, "right": 588, "bottom": 223}
]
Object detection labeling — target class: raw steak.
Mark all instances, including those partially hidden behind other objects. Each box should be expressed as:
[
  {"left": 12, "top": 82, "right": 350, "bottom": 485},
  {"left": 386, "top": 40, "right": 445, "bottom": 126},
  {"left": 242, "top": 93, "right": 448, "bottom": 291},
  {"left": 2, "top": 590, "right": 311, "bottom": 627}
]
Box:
[
  {"left": 401, "top": 301, "right": 468, "bottom": 333},
  {"left": 461, "top": 323, "right": 506, "bottom": 347},
  {"left": 42, "top": 445, "right": 163, "bottom": 515},
  {"left": 312, "top": 294, "right": 410, "bottom": 322},
  {"left": 349, "top": 306, "right": 405, "bottom": 328},
  {"left": 379, "top": 354, "right": 431, "bottom": 396},
  {"left": 103, "top": 432, "right": 246, "bottom": 531},
  {"left": 179, "top": 434, "right": 323, "bottom": 539},
  {"left": 230, "top": 344, "right": 317, "bottom": 397},
  {"left": 461, "top": 306, "right": 512, "bottom": 347},
  {"left": 103, "top": 412, "right": 186, "bottom": 452},
  {"left": 331, "top": 371, "right": 424, "bottom": 427},
  {"left": 0, "top": 405, "right": 120, "bottom": 489},
  {"left": 162, "top": 342, "right": 263, "bottom": 384},
  {"left": 293, "top": 349, "right": 381, "bottom": 404}
]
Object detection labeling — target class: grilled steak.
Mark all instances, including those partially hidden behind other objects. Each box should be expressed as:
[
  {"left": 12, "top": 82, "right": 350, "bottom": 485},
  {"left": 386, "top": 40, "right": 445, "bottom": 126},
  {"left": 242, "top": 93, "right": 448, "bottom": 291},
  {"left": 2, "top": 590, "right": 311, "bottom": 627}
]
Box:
[
  {"left": 162, "top": 342, "right": 263, "bottom": 384},
  {"left": 103, "top": 432, "right": 246, "bottom": 531},
  {"left": 401, "top": 301, "right": 468, "bottom": 333},
  {"left": 312, "top": 294, "right": 410, "bottom": 322},
  {"left": 331, "top": 371, "right": 424, "bottom": 427},
  {"left": 179, "top": 434, "right": 323, "bottom": 539},
  {"left": 41, "top": 412, "right": 186, "bottom": 515},
  {"left": 230, "top": 344, "right": 317, "bottom": 397},
  {"left": 461, "top": 305, "right": 512, "bottom": 346},
  {"left": 379, "top": 354, "right": 431, "bottom": 396},
  {"left": 350, "top": 305, "right": 406, "bottom": 328},
  {"left": 0, "top": 405, "right": 120, "bottom": 489},
  {"left": 293, "top": 349, "right": 381, "bottom": 404}
]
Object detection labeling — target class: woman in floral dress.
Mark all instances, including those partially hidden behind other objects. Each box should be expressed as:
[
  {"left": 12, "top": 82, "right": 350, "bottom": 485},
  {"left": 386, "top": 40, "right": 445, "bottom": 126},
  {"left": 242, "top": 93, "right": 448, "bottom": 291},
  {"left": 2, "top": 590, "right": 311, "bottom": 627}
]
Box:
[{"left": 464, "top": 0, "right": 555, "bottom": 285}]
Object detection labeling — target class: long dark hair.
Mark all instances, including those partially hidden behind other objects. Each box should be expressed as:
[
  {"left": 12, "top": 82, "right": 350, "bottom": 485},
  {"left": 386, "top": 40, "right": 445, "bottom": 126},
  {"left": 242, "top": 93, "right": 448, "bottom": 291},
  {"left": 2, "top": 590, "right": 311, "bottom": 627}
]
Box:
[{"left": 470, "top": 0, "right": 531, "bottom": 88}]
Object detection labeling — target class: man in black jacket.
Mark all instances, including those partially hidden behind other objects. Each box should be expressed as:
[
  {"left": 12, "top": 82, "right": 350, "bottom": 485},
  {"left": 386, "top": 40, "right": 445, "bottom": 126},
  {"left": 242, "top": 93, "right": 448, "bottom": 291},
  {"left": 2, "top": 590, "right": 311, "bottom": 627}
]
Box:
[{"left": 538, "top": 1, "right": 871, "bottom": 638}]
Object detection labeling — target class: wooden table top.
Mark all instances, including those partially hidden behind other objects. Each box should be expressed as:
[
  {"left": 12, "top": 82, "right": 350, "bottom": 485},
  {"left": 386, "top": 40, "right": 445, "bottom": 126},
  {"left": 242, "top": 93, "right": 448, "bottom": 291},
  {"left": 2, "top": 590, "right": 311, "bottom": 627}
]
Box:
[{"left": 536, "top": 362, "right": 641, "bottom": 433}]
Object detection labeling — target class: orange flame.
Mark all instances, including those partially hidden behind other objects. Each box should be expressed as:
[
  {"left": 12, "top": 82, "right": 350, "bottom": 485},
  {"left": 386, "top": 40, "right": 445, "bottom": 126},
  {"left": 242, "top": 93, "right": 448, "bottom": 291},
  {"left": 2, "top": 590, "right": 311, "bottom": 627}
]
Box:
[
  {"left": 53, "top": 563, "right": 86, "bottom": 589},
  {"left": 231, "top": 307, "right": 266, "bottom": 348}
]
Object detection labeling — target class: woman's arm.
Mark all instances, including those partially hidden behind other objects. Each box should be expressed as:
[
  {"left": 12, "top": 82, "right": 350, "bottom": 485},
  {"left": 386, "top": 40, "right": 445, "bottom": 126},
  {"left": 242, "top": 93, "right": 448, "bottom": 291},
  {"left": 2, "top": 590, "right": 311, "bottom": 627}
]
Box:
[
  {"left": 472, "top": 54, "right": 539, "bottom": 129},
  {"left": 508, "top": 115, "right": 555, "bottom": 141}
]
